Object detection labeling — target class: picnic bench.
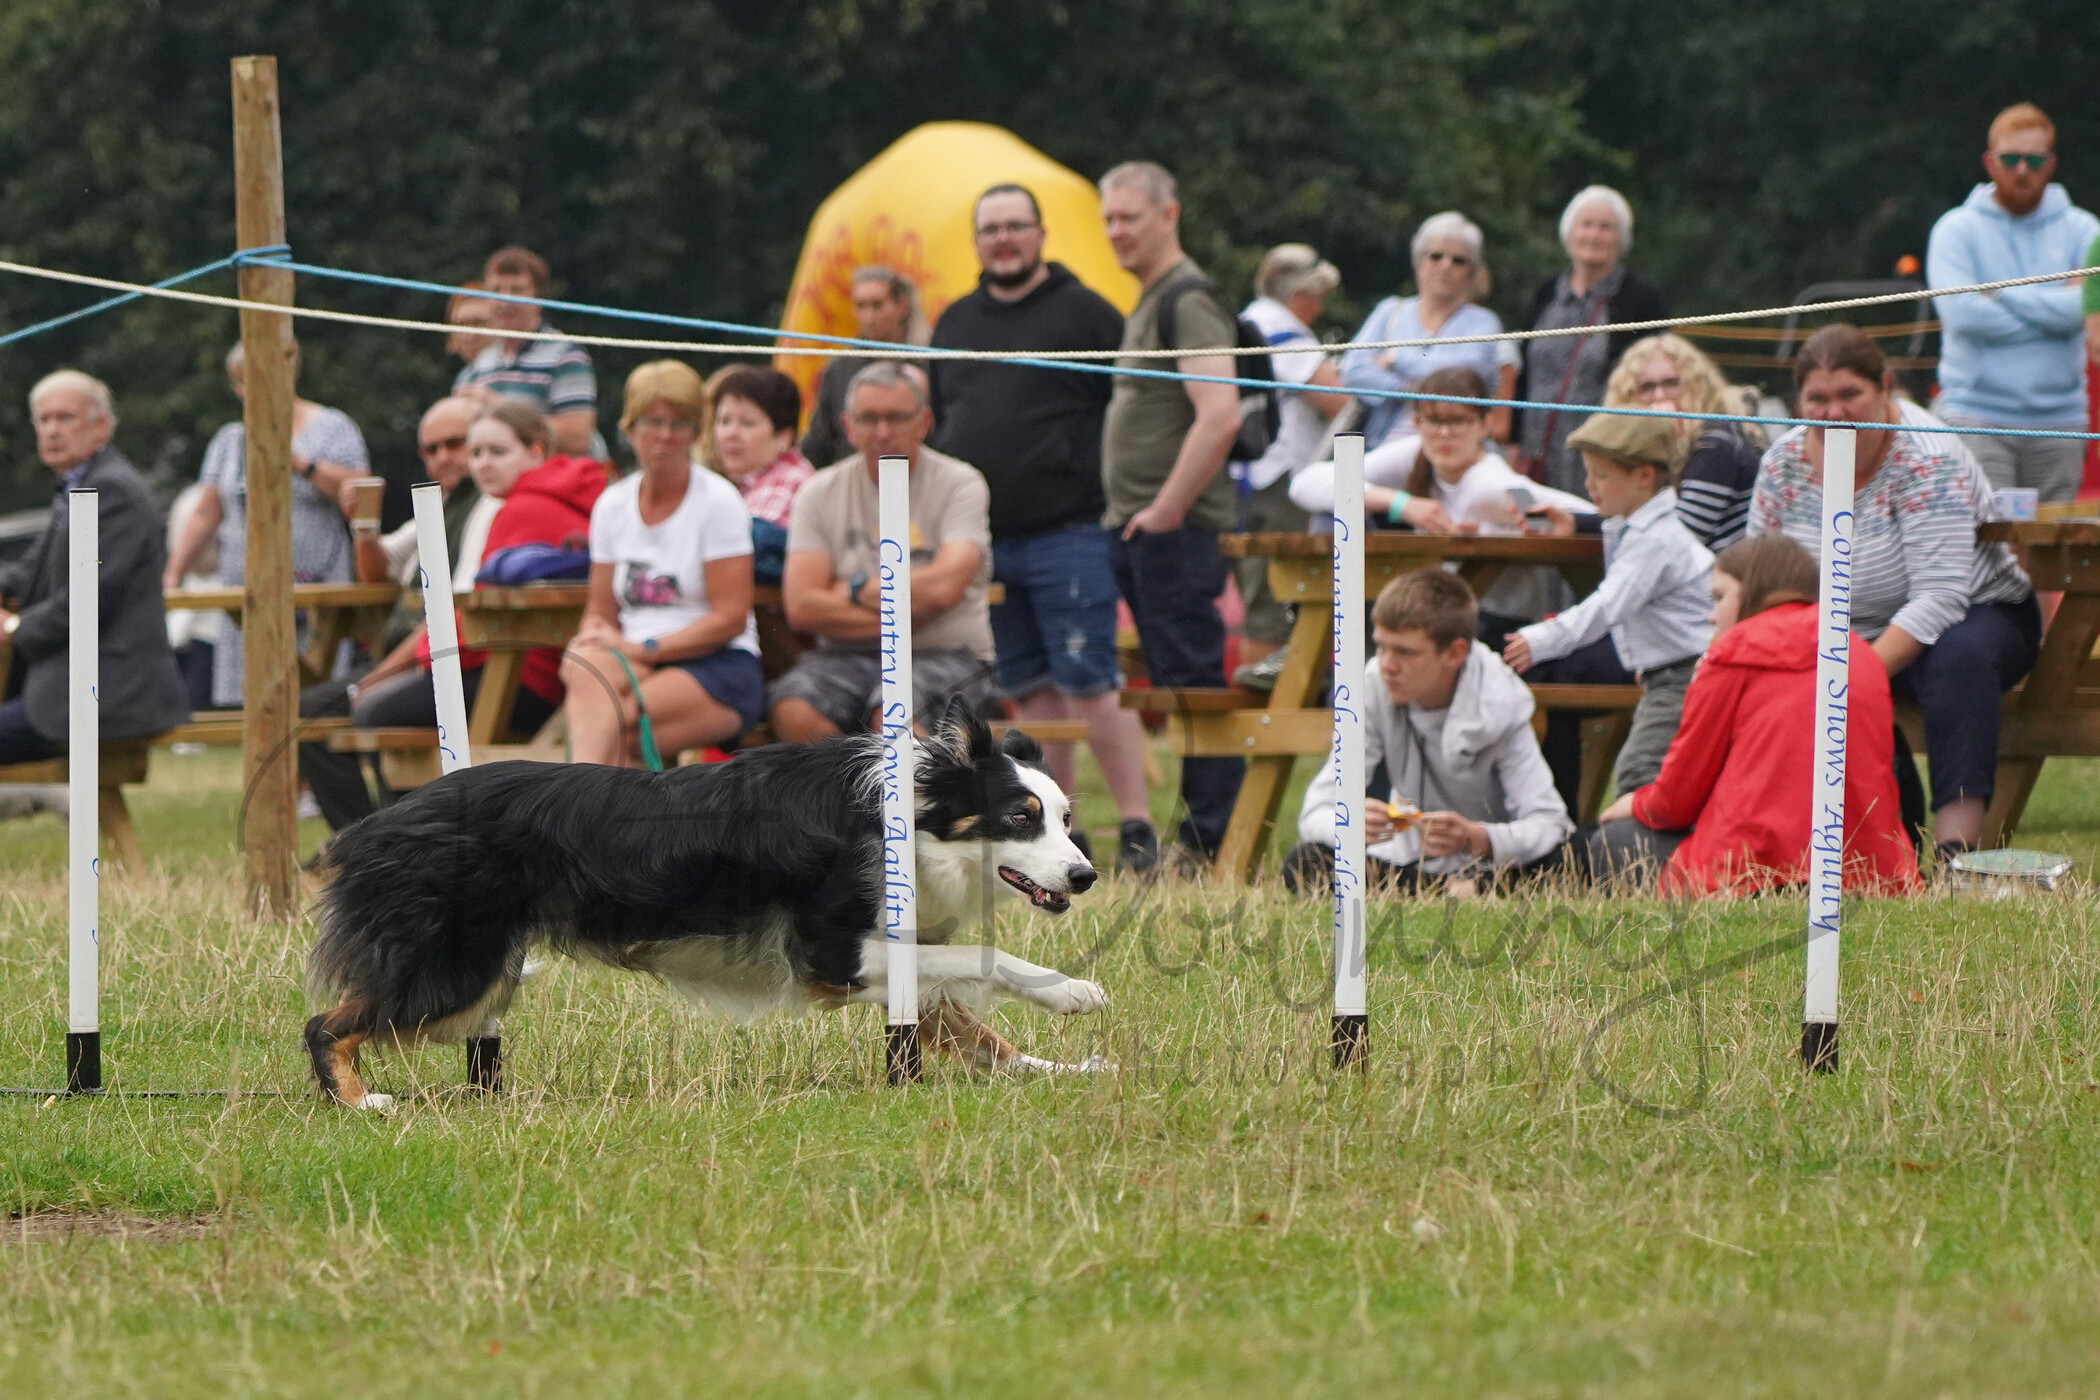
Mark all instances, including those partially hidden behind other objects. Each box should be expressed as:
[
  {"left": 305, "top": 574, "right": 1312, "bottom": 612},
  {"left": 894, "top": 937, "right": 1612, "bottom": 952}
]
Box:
[
  {"left": 1124, "top": 531, "right": 1624, "bottom": 884},
  {"left": 1943, "top": 520, "right": 2100, "bottom": 845}
]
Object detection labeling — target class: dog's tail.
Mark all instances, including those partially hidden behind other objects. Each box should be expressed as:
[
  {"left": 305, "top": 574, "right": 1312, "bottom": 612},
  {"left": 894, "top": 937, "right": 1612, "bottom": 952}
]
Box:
[{"left": 309, "top": 805, "right": 547, "bottom": 1038}]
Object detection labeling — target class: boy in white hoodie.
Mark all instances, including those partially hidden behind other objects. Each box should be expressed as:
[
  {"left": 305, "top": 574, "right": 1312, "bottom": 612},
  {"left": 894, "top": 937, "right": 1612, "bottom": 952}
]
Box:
[{"left": 1285, "top": 567, "right": 1572, "bottom": 894}]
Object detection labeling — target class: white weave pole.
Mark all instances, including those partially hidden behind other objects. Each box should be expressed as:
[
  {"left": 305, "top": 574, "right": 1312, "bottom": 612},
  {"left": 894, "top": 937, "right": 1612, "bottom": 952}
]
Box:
[
  {"left": 1803, "top": 426, "right": 1855, "bottom": 1073},
  {"left": 411, "top": 482, "right": 473, "bottom": 775},
  {"left": 877, "top": 453, "right": 920, "bottom": 1084},
  {"left": 1329, "top": 433, "right": 1368, "bottom": 1068},
  {"left": 66, "top": 488, "right": 100, "bottom": 1094}
]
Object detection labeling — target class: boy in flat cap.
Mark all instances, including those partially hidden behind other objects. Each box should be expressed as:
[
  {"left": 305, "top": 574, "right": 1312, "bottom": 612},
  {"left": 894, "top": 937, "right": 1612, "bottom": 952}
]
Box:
[{"left": 1502, "top": 411, "right": 1714, "bottom": 795}]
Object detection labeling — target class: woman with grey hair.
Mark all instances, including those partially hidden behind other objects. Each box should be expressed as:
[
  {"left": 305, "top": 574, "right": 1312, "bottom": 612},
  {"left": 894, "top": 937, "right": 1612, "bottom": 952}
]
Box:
[
  {"left": 1516, "top": 185, "right": 1668, "bottom": 497},
  {"left": 1341, "top": 211, "right": 1517, "bottom": 446}
]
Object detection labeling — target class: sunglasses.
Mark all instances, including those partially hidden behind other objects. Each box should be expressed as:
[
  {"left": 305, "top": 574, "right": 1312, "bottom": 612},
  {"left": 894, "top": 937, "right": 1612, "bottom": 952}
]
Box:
[
  {"left": 1994, "top": 151, "right": 2050, "bottom": 172},
  {"left": 1422, "top": 250, "right": 1473, "bottom": 267},
  {"left": 418, "top": 434, "right": 468, "bottom": 457}
]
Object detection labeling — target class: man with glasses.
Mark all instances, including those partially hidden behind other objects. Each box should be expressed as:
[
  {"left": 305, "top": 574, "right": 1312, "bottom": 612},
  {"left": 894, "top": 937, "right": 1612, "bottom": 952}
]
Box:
[
  {"left": 768, "top": 362, "right": 995, "bottom": 742},
  {"left": 925, "top": 183, "right": 1158, "bottom": 871},
  {"left": 1928, "top": 102, "right": 2098, "bottom": 503},
  {"left": 295, "top": 396, "right": 482, "bottom": 833}
]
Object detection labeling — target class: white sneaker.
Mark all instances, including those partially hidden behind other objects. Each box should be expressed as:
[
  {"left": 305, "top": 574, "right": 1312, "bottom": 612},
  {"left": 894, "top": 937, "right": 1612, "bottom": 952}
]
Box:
[{"left": 297, "top": 792, "right": 322, "bottom": 821}]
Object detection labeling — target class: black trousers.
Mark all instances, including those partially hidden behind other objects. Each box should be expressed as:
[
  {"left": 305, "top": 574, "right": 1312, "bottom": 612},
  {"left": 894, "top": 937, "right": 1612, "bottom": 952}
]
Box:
[{"left": 297, "top": 668, "right": 556, "bottom": 832}]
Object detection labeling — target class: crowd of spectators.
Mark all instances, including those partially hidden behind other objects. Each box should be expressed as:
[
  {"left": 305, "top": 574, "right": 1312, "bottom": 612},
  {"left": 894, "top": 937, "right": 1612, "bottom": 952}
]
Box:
[{"left": 5, "top": 100, "right": 2095, "bottom": 894}]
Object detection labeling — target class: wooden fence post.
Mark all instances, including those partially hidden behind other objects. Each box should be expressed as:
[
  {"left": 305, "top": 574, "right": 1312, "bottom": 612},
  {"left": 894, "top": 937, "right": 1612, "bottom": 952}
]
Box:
[{"left": 231, "top": 55, "right": 298, "bottom": 916}]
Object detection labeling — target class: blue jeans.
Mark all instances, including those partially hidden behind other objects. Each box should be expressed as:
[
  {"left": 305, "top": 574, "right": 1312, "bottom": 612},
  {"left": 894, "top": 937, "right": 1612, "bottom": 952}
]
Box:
[
  {"left": 1890, "top": 597, "right": 2041, "bottom": 810},
  {"left": 0, "top": 698, "right": 62, "bottom": 765},
  {"left": 990, "top": 524, "right": 1125, "bottom": 700},
  {"left": 1107, "top": 524, "right": 1244, "bottom": 855}
]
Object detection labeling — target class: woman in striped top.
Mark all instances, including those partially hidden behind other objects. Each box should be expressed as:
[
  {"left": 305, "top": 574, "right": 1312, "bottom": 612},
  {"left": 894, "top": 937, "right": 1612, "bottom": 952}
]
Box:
[{"left": 1749, "top": 324, "right": 2037, "bottom": 856}]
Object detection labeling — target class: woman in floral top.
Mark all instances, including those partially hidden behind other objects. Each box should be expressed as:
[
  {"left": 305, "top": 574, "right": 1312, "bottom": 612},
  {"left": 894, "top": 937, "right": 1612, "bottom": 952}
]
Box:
[{"left": 1750, "top": 324, "right": 2036, "bottom": 857}]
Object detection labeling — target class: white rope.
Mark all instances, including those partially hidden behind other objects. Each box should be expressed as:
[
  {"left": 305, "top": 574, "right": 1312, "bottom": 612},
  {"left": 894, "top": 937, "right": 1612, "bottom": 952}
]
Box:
[{"left": 0, "top": 254, "right": 2092, "bottom": 362}]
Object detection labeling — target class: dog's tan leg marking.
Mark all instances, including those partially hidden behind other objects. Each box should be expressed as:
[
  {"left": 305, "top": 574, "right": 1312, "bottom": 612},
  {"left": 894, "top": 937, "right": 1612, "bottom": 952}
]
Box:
[
  {"left": 327, "top": 1032, "right": 372, "bottom": 1107},
  {"left": 921, "top": 998, "right": 1021, "bottom": 1071}
]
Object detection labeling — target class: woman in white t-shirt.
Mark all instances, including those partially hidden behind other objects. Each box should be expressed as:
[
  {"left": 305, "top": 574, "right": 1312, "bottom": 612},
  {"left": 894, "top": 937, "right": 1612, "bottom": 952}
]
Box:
[{"left": 562, "top": 361, "right": 764, "bottom": 765}]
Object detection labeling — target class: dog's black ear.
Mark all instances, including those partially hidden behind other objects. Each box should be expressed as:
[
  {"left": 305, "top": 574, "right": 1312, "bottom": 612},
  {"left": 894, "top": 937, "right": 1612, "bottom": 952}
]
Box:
[
  {"left": 932, "top": 694, "right": 991, "bottom": 764},
  {"left": 1000, "top": 728, "right": 1044, "bottom": 769}
]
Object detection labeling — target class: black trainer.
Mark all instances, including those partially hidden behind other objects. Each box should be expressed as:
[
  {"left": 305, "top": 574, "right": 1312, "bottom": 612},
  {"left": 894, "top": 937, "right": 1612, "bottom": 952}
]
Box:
[
  {"left": 1115, "top": 819, "right": 1159, "bottom": 874},
  {"left": 1072, "top": 829, "right": 1094, "bottom": 865}
]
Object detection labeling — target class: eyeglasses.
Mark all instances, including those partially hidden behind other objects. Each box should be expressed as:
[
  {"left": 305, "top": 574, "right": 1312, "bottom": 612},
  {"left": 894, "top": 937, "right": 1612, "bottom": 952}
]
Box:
[
  {"left": 975, "top": 220, "right": 1041, "bottom": 239},
  {"left": 1632, "top": 375, "right": 1683, "bottom": 400},
  {"left": 418, "top": 434, "right": 468, "bottom": 457},
  {"left": 1422, "top": 250, "right": 1473, "bottom": 267},
  {"left": 1994, "top": 151, "right": 2051, "bottom": 171},
  {"left": 631, "top": 415, "right": 696, "bottom": 436},
  {"left": 850, "top": 410, "right": 922, "bottom": 429},
  {"left": 1417, "top": 415, "right": 1481, "bottom": 434}
]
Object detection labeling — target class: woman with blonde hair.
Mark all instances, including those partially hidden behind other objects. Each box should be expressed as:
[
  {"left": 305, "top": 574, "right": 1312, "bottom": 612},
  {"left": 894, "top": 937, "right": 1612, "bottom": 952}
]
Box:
[
  {"left": 1601, "top": 332, "right": 1765, "bottom": 550},
  {"left": 562, "top": 360, "right": 763, "bottom": 766}
]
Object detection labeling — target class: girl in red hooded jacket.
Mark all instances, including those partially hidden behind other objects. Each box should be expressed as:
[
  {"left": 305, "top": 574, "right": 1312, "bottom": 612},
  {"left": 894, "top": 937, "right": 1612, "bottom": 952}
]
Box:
[
  {"left": 396, "top": 400, "right": 606, "bottom": 727},
  {"left": 1588, "top": 533, "right": 1920, "bottom": 895}
]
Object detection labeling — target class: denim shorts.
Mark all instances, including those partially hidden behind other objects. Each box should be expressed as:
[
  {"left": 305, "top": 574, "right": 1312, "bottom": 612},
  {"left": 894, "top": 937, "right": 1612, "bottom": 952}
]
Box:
[
  {"left": 663, "top": 647, "right": 767, "bottom": 740},
  {"left": 989, "top": 524, "right": 1125, "bottom": 699}
]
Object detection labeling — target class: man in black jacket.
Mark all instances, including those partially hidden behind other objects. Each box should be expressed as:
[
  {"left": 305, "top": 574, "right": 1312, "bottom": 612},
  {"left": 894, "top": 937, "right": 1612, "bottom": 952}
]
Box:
[
  {"left": 928, "top": 183, "right": 1159, "bottom": 872},
  {"left": 0, "top": 371, "right": 188, "bottom": 763}
]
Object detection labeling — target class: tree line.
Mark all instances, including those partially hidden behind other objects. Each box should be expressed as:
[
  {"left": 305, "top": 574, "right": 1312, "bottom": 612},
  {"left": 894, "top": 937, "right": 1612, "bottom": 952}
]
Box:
[{"left": 0, "top": 0, "right": 2091, "bottom": 511}]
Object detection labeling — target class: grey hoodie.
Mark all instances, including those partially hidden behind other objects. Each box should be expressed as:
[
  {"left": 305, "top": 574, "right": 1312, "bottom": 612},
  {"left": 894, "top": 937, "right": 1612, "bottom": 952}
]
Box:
[{"left": 1297, "top": 642, "right": 1572, "bottom": 875}]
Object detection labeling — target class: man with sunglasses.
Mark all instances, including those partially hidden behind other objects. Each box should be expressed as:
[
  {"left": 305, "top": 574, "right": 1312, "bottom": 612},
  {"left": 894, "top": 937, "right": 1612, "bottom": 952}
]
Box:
[
  {"left": 295, "top": 396, "right": 483, "bottom": 834},
  {"left": 925, "top": 183, "right": 1159, "bottom": 871},
  {"left": 1927, "top": 102, "right": 2098, "bottom": 503}
]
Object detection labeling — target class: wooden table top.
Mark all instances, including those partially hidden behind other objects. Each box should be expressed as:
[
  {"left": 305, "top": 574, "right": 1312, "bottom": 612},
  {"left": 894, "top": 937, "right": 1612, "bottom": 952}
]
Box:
[
  {"left": 1219, "top": 531, "right": 1603, "bottom": 562},
  {"left": 164, "top": 581, "right": 402, "bottom": 611}
]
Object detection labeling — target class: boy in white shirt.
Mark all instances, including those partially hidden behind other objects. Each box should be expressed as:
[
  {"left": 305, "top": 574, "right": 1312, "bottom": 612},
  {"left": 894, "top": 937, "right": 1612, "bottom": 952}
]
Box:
[
  {"left": 1287, "top": 567, "right": 1572, "bottom": 894},
  {"left": 1502, "top": 412, "right": 1714, "bottom": 795}
]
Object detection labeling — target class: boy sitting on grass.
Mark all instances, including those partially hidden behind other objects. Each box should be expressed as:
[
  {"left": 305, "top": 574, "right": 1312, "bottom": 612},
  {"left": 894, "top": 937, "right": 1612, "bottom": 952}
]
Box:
[
  {"left": 1502, "top": 412, "right": 1714, "bottom": 797},
  {"left": 1285, "top": 567, "right": 1572, "bottom": 895}
]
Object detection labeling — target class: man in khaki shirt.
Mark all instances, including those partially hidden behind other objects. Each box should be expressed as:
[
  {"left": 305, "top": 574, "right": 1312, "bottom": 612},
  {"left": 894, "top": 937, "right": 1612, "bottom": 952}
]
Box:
[
  {"left": 1098, "top": 160, "right": 1245, "bottom": 866},
  {"left": 770, "top": 362, "right": 995, "bottom": 741}
]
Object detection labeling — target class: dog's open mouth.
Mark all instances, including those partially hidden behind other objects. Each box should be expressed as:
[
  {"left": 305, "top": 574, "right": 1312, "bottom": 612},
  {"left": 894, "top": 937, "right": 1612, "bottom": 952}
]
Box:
[{"left": 998, "top": 866, "right": 1071, "bottom": 914}]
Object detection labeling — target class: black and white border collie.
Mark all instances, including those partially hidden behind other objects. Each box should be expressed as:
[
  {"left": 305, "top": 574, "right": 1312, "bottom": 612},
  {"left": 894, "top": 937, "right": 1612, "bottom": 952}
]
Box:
[{"left": 304, "top": 705, "right": 1109, "bottom": 1108}]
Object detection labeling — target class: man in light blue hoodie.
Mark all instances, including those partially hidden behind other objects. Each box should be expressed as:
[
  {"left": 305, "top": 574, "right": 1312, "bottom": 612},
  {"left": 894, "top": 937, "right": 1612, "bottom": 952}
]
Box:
[{"left": 1927, "top": 103, "right": 2098, "bottom": 502}]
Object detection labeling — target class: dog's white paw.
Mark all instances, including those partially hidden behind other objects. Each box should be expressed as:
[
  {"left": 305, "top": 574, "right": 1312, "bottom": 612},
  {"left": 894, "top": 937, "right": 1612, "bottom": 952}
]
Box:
[
  {"left": 1007, "top": 1053, "right": 1114, "bottom": 1075},
  {"left": 350, "top": 1093, "right": 395, "bottom": 1113},
  {"left": 1028, "top": 977, "right": 1107, "bottom": 1016},
  {"left": 519, "top": 957, "right": 550, "bottom": 982}
]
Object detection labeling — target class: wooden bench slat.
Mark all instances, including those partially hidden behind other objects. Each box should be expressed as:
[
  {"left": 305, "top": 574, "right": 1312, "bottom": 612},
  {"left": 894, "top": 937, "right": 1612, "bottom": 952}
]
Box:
[{"left": 1119, "top": 688, "right": 1264, "bottom": 714}]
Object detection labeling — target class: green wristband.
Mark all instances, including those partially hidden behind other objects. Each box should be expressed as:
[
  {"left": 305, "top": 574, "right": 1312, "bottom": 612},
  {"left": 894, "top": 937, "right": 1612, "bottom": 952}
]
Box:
[{"left": 1384, "top": 491, "right": 1412, "bottom": 525}]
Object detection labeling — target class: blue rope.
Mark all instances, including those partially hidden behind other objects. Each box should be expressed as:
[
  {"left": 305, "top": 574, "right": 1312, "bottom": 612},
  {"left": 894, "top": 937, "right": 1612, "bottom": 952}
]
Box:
[
  {"left": 0, "top": 245, "right": 288, "bottom": 349},
  {"left": 274, "top": 254, "right": 2100, "bottom": 443}
]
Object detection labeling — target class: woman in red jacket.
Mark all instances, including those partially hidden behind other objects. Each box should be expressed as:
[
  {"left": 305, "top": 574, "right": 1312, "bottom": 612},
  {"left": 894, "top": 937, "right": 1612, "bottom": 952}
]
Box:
[
  {"left": 347, "top": 400, "right": 607, "bottom": 744},
  {"left": 1588, "top": 534, "right": 1920, "bottom": 894}
]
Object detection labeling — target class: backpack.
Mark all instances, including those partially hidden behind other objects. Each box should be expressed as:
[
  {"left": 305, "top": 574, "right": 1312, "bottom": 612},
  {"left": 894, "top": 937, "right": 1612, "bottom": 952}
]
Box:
[{"left": 1156, "top": 277, "right": 1280, "bottom": 462}]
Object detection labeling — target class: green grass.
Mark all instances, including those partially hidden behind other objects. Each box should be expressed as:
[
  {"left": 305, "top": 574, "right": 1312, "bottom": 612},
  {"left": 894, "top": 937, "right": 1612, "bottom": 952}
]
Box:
[{"left": 3, "top": 748, "right": 2099, "bottom": 1397}]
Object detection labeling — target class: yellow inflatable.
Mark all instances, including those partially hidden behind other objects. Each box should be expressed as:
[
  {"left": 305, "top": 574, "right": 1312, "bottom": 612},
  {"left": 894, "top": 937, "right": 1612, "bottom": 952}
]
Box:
[{"left": 774, "top": 122, "right": 1139, "bottom": 425}]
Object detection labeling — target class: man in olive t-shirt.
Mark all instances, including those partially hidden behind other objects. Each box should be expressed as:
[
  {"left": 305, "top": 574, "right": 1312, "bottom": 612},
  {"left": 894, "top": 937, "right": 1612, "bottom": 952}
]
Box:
[{"left": 1098, "top": 160, "right": 1246, "bottom": 865}]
